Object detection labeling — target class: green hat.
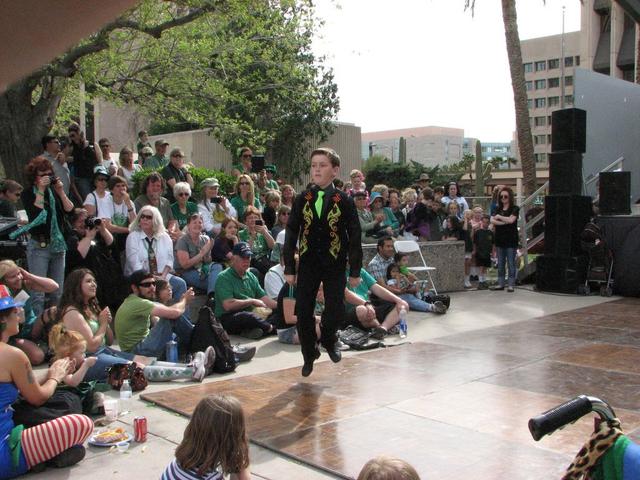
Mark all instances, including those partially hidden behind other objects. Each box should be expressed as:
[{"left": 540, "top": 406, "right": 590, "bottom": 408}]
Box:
[{"left": 265, "top": 164, "right": 276, "bottom": 174}]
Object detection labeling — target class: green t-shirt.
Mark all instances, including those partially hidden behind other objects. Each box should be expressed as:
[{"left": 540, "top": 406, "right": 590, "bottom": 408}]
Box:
[
  {"left": 345, "top": 268, "right": 376, "bottom": 310},
  {"left": 214, "top": 267, "right": 266, "bottom": 317},
  {"left": 171, "top": 201, "right": 199, "bottom": 230},
  {"left": 114, "top": 294, "right": 155, "bottom": 352},
  {"left": 145, "top": 154, "right": 168, "bottom": 170},
  {"left": 238, "top": 229, "right": 270, "bottom": 258},
  {"left": 230, "top": 195, "right": 262, "bottom": 222}
]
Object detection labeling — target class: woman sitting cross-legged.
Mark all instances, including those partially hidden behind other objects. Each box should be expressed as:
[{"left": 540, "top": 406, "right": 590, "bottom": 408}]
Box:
[
  {"left": 125, "top": 205, "right": 187, "bottom": 302},
  {"left": 0, "top": 295, "right": 94, "bottom": 478},
  {"left": 58, "top": 269, "right": 213, "bottom": 383},
  {"left": 175, "top": 214, "right": 220, "bottom": 296}
]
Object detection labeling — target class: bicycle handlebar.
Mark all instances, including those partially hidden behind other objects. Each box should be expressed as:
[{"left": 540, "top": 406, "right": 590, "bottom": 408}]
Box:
[{"left": 528, "top": 395, "right": 616, "bottom": 441}]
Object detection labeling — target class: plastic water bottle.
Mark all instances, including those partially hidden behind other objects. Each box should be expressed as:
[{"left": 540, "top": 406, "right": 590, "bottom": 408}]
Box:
[
  {"left": 398, "top": 307, "right": 408, "bottom": 338},
  {"left": 120, "top": 379, "right": 132, "bottom": 414},
  {"left": 166, "top": 333, "right": 178, "bottom": 363}
]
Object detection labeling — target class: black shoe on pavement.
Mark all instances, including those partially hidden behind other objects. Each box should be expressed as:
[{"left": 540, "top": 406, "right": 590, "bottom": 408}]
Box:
[
  {"left": 233, "top": 345, "right": 257, "bottom": 363},
  {"left": 490, "top": 285, "right": 505, "bottom": 291},
  {"left": 47, "top": 445, "right": 86, "bottom": 468}
]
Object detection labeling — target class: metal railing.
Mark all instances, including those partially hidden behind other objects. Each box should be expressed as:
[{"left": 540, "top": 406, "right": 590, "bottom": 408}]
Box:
[
  {"left": 584, "top": 156, "right": 624, "bottom": 203},
  {"left": 519, "top": 181, "right": 549, "bottom": 271}
]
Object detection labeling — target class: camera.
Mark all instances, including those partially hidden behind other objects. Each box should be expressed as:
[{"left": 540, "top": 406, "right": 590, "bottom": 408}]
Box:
[
  {"left": 254, "top": 219, "right": 263, "bottom": 226},
  {"left": 211, "top": 197, "right": 222, "bottom": 204},
  {"left": 49, "top": 175, "right": 58, "bottom": 185},
  {"left": 85, "top": 216, "right": 102, "bottom": 229}
]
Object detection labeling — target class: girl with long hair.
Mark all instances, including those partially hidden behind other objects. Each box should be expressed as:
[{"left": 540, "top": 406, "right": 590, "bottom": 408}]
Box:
[
  {"left": 162, "top": 395, "right": 250, "bottom": 480},
  {"left": 490, "top": 187, "right": 520, "bottom": 292},
  {"left": 230, "top": 175, "right": 261, "bottom": 222}
]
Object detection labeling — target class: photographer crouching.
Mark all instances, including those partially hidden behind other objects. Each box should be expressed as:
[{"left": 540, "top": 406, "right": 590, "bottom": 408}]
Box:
[{"left": 66, "top": 209, "right": 128, "bottom": 313}]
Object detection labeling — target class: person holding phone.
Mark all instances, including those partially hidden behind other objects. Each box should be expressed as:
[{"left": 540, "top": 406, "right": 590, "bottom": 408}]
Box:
[
  {"left": 238, "top": 207, "right": 274, "bottom": 283},
  {"left": 198, "top": 177, "right": 236, "bottom": 236},
  {"left": 230, "top": 175, "right": 262, "bottom": 222}
]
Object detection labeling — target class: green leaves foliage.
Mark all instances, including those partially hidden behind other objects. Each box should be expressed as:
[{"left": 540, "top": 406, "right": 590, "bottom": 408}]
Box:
[{"left": 130, "top": 166, "right": 235, "bottom": 199}]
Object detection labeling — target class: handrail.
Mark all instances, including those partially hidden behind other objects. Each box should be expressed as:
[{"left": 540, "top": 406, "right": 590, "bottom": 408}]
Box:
[
  {"left": 521, "top": 181, "right": 549, "bottom": 208},
  {"left": 584, "top": 156, "right": 624, "bottom": 186}
]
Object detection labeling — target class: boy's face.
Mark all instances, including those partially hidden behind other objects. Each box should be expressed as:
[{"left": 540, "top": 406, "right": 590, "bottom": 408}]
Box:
[
  {"left": 399, "top": 256, "right": 409, "bottom": 267},
  {"left": 481, "top": 218, "right": 490, "bottom": 228},
  {"left": 311, "top": 154, "right": 338, "bottom": 188}
]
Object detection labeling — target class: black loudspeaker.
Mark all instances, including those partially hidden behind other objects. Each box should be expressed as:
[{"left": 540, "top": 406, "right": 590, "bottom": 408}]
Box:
[
  {"left": 599, "top": 172, "right": 631, "bottom": 215},
  {"left": 549, "top": 151, "right": 583, "bottom": 195},
  {"left": 536, "top": 255, "right": 588, "bottom": 293},
  {"left": 552, "top": 108, "right": 586, "bottom": 153},
  {"left": 544, "top": 195, "right": 592, "bottom": 256}
]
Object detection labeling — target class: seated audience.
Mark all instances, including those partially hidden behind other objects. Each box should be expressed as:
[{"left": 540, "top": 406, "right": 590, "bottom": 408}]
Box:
[
  {"left": 211, "top": 218, "right": 241, "bottom": 282},
  {"left": 176, "top": 214, "right": 219, "bottom": 295},
  {"left": 0, "top": 179, "right": 23, "bottom": 218},
  {"left": 116, "top": 146, "right": 141, "bottom": 190},
  {"left": 162, "top": 394, "right": 251, "bottom": 480},
  {"left": 441, "top": 181, "right": 468, "bottom": 219},
  {"left": 146, "top": 139, "right": 170, "bottom": 170},
  {"left": 133, "top": 172, "right": 175, "bottom": 229},
  {"left": 98, "top": 138, "right": 118, "bottom": 175},
  {"left": 238, "top": 206, "right": 275, "bottom": 282},
  {"left": 230, "top": 174, "right": 262, "bottom": 221},
  {"left": 347, "top": 169, "right": 368, "bottom": 202},
  {"left": 105, "top": 175, "right": 137, "bottom": 255},
  {"left": 125, "top": 206, "right": 187, "bottom": 301},
  {"left": 367, "top": 237, "right": 396, "bottom": 288},
  {"left": 0, "top": 295, "right": 94, "bottom": 477},
  {"left": 354, "top": 191, "right": 385, "bottom": 244},
  {"left": 162, "top": 148, "right": 194, "bottom": 204},
  {"left": 197, "top": 177, "right": 236, "bottom": 236},
  {"left": 369, "top": 192, "right": 398, "bottom": 237},
  {"left": 83, "top": 166, "right": 112, "bottom": 218},
  {"left": 171, "top": 182, "right": 198, "bottom": 230},
  {"left": 214, "top": 243, "right": 277, "bottom": 339},
  {"left": 371, "top": 184, "right": 390, "bottom": 206},
  {"left": 114, "top": 270, "right": 196, "bottom": 359},
  {"left": 386, "top": 263, "right": 446, "bottom": 314},
  {"left": 280, "top": 184, "right": 295, "bottom": 208},
  {"left": 58, "top": 270, "right": 210, "bottom": 383},
  {"left": 231, "top": 147, "right": 253, "bottom": 178},
  {"left": 264, "top": 234, "right": 286, "bottom": 299},
  {"left": 343, "top": 267, "right": 408, "bottom": 339},
  {"left": 262, "top": 190, "right": 281, "bottom": 231},
  {"left": 136, "top": 130, "right": 152, "bottom": 157},
  {"left": 270, "top": 205, "right": 290, "bottom": 240},
  {"left": 357, "top": 455, "right": 421, "bottom": 480},
  {"left": 47, "top": 325, "right": 96, "bottom": 386},
  {"left": 138, "top": 146, "right": 154, "bottom": 169},
  {"left": 0, "top": 260, "right": 58, "bottom": 365},
  {"left": 273, "top": 282, "right": 324, "bottom": 346},
  {"left": 388, "top": 189, "right": 406, "bottom": 234}
]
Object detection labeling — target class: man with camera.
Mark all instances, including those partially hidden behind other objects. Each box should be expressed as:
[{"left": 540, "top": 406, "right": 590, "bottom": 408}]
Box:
[{"left": 66, "top": 208, "right": 128, "bottom": 312}]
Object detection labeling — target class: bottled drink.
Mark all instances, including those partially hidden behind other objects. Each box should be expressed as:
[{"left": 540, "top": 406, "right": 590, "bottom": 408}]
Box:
[
  {"left": 120, "top": 379, "right": 132, "bottom": 414},
  {"left": 398, "top": 306, "right": 408, "bottom": 338},
  {"left": 166, "top": 333, "right": 178, "bottom": 363}
]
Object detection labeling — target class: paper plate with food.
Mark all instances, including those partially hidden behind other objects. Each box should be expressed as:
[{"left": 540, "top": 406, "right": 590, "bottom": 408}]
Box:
[{"left": 88, "top": 427, "right": 131, "bottom": 447}]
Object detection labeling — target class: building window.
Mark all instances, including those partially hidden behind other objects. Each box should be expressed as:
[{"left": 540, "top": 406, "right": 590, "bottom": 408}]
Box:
[
  {"left": 535, "top": 60, "right": 546, "bottom": 71},
  {"left": 548, "top": 58, "right": 560, "bottom": 69},
  {"left": 575, "top": 55, "right": 580, "bottom": 66},
  {"left": 534, "top": 135, "right": 547, "bottom": 145},
  {"left": 548, "top": 77, "right": 560, "bottom": 88},
  {"left": 534, "top": 116, "right": 546, "bottom": 127},
  {"left": 527, "top": 99, "right": 533, "bottom": 109},
  {"left": 548, "top": 96, "right": 560, "bottom": 107},
  {"left": 535, "top": 79, "right": 546, "bottom": 89},
  {"left": 564, "top": 56, "right": 574, "bottom": 67},
  {"left": 535, "top": 153, "right": 548, "bottom": 163},
  {"left": 548, "top": 115, "right": 552, "bottom": 125},
  {"left": 565, "top": 94, "right": 574, "bottom": 105},
  {"left": 547, "top": 134, "right": 552, "bottom": 144},
  {"left": 623, "top": 69, "right": 635, "bottom": 82},
  {"left": 564, "top": 76, "right": 573, "bottom": 86},
  {"left": 525, "top": 80, "right": 533, "bottom": 91},
  {"left": 523, "top": 62, "right": 533, "bottom": 73},
  {"left": 534, "top": 98, "right": 546, "bottom": 108}
]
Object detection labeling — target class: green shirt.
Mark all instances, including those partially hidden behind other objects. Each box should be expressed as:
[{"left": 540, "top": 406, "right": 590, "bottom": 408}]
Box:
[
  {"left": 214, "top": 267, "right": 266, "bottom": 317},
  {"left": 171, "top": 201, "right": 199, "bottom": 229},
  {"left": 345, "top": 268, "right": 376, "bottom": 310},
  {"left": 230, "top": 195, "right": 262, "bottom": 222},
  {"left": 145, "top": 154, "right": 168, "bottom": 170},
  {"left": 238, "top": 229, "right": 270, "bottom": 258},
  {"left": 114, "top": 294, "right": 155, "bottom": 352}
]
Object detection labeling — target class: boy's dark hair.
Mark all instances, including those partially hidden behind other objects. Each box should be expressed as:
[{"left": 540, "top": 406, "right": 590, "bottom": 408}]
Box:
[
  {"left": 448, "top": 215, "right": 462, "bottom": 230},
  {"left": 129, "top": 270, "right": 153, "bottom": 288},
  {"left": 421, "top": 187, "right": 434, "bottom": 200},
  {"left": 393, "top": 252, "right": 408, "bottom": 264},
  {"left": 353, "top": 191, "right": 366, "bottom": 198},
  {"left": 67, "top": 122, "right": 80, "bottom": 133},
  {"left": 376, "top": 236, "right": 393, "bottom": 252},
  {"left": 41, "top": 135, "right": 57, "bottom": 149},
  {"left": 310, "top": 147, "right": 340, "bottom": 167},
  {"left": 138, "top": 130, "right": 147, "bottom": 138},
  {"left": 333, "top": 178, "right": 344, "bottom": 189},
  {"left": 433, "top": 186, "right": 445, "bottom": 195},
  {"left": 140, "top": 171, "right": 165, "bottom": 194},
  {"left": 481, "top": 214, "right": 490, "bottom": 221},
  {"left": 108, "top": 175, "right": 128, "bottom": 190},
  {"left": 386, "top": 262, "right": 400, "bottom": 280}
]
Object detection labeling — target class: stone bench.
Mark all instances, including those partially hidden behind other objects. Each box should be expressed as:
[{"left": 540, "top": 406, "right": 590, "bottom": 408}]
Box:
[{"left": 362, "top": 240, "right": 465, "bottom": 292}]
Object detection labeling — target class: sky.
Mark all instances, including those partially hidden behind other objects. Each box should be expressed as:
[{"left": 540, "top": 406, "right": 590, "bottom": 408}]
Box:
[{"left": 312, "top": 0, "right": 582, "bottom": 141}]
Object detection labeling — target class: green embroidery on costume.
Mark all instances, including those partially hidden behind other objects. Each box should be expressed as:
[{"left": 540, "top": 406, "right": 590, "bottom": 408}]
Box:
[
  {"left": 299, "top": 202, "right": 313, "bottom": 256},
  {"left": 327, "top": 203, "right": 342, "bottom": 259}
]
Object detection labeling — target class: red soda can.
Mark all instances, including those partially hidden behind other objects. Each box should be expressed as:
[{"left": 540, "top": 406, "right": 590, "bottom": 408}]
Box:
[{"left": 133, "top": 416, "right": 147, "bottom": 442}]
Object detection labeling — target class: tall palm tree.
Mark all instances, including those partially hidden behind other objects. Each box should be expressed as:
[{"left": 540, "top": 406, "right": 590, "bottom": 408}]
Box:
[{"left": 466, "top": 0, "right": 537, "bottom": 196}]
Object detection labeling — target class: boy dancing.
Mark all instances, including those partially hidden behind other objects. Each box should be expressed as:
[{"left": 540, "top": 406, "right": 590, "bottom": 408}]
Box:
[{"left": 284, "top": 148, "right": 362, "bottom": 377}]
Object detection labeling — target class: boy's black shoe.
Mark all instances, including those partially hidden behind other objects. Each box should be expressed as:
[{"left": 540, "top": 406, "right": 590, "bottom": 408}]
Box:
[
  {"left": 48, "top": 445, "right": 86, "bottom": 468},
  {"left": 301, "top": 348, "right": 321, "bottom": 377},
  {"left": 323, "top": 343, "right": 342, "bottom": 363}
]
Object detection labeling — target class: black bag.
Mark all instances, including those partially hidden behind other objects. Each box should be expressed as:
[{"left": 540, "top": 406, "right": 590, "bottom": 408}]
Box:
[
  {"left": 189, "top": 306, "right": 237, "bottom": 373},
  {"left": 339, "top": 325, "right": 383, "bottom": 351},
  {"left": 424, "top": 292, "right": 451, "bottom": 308},
  {"left": 12, "top": 388, "right": 83, "bottom": 428}
]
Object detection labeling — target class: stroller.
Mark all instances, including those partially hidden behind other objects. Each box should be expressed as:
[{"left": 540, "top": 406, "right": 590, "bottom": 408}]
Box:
[
  {"left": 577, "top": 222, "right": 614, "bottom": 297},
  {"left": 529, "top": 395, "right": 640, "bottom": 479}
]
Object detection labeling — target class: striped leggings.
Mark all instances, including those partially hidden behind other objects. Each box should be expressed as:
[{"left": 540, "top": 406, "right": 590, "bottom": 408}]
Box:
[{"left": 21, "top": 414, "right": 93, "bottom": 468}]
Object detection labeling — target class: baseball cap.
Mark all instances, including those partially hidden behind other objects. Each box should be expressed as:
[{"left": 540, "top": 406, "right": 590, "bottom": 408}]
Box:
[
  {"left": 0, "top": 296, "right": 24, "bottom": 311},
  {"left": 200, "top": 177, "right": 220, "bottom": 188},
  {"left": 141, "top": 146, "right": 154, "bottom": 155},
  {"left": 232, "top": 242, "right": 253, "bottom": 258},
  {"left": 154, "top": 139, "right": 169, "bottom": 147}
]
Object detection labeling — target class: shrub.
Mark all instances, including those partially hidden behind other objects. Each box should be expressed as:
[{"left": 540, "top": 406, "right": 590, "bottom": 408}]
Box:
[{"left": 130, "top": 166, "right": 236, "bottom": 200}]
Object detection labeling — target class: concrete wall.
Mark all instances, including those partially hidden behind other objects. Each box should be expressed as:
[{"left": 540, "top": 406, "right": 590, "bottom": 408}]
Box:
[{"left": 574, "top": 68, "right": 640, "bottom": 201}]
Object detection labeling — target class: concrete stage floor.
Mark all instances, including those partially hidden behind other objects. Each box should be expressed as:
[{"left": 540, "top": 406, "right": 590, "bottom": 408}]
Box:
[{"left": 31, "top": 287, "right": 639, "bottom": 479}]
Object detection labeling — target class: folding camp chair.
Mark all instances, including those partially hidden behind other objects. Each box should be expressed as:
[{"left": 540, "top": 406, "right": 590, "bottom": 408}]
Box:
[{"left": 393, "top": 240, "right": 438, "bottom": 295}]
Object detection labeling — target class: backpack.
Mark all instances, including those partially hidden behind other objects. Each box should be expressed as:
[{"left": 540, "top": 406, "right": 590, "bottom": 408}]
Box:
[
  {"left": 189, "top": 305, "right": 237, "bottom": 374},
  {"left": 339, "top": 325, "right": 384, "bottom": 351}
]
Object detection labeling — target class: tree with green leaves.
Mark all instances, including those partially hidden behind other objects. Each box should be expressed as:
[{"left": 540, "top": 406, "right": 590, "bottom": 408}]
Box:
[
  {"left": 465, "top": 0, "right": 537, "bottom": 196},
  {"left": 0, "top": 0, "right": 338, "bottom": 184}
]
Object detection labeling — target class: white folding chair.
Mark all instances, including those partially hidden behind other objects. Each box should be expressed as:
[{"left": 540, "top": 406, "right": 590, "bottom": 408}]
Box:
[{"left": 393, "top": 240, "right": 438, "bottom": 295}]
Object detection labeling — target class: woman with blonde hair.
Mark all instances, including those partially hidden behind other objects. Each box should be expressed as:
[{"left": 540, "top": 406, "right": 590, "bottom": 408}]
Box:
[
  {"left": 230, "top": 174, "right": 262, "bottom": 222},
  {"left": 116, "top": 146, "right": 141, "bottom": 190},
  {"left": 125, "top": 205, "right": 187, "bottom": 300},
  {"left": 280, "top": 184, "right": 296, "bottom": 208},
  {"left": 357, "top": 455, "right": 420, "bottom": 480}
]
